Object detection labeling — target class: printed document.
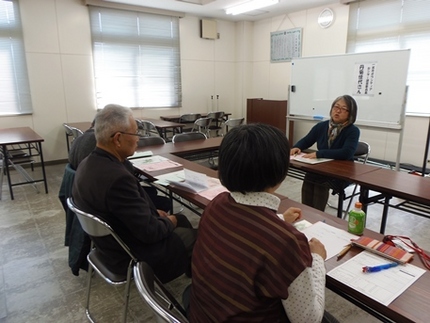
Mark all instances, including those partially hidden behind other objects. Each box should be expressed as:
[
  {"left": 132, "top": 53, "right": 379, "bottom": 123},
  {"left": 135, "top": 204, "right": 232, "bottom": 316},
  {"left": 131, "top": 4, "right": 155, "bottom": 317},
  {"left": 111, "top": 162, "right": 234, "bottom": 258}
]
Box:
[
  {"left": 290, "top": 153, "right": 333, "bottom": 164},
  {"left": 328, "top": 251, "right": 425, "bottom": 306}
]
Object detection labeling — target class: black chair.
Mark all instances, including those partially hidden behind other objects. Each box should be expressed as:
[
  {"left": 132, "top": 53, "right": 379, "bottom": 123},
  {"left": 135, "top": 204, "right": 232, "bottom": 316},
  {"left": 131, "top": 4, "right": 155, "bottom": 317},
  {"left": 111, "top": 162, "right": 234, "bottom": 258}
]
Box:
[
  {"left": 136, "top": 119, "right": 161, "bottom": 137},
  {"left": 207, "top": 111, "right": 225, "bottom": 137},
  {"left": 134, "top": 261, "right": 189, "bottom": 323},
  {"left": 66, "top": 197, "right": 137, "bottom": 323},
  {"left": 172, "top": 132, "right": 207, "bottom": 143},
  {"left": 326, "top": 142, "right": 371, "bottom": 219},
  {"left": 138, "top": 136, "right": 166, "bottom": 148},
  {"left": 178, "top": 113, "right": 201, "bottom": 133},
  {"left": 63, "top": 124, "right": 84, "bottom": 152}
]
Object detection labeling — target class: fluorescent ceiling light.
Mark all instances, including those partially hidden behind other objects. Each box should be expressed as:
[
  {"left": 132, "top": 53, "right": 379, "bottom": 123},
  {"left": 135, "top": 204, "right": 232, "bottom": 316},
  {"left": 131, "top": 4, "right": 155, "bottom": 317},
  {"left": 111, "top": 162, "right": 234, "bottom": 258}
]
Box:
[{"left": 225, "top": 0, "right": 279, "bottom": 15}]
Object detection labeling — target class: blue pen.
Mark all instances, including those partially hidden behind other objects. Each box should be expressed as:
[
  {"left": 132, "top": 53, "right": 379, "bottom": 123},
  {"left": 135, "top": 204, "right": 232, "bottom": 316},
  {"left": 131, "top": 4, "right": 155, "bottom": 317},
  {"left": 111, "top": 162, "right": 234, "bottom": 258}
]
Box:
[{"left": 362, "top": 262, "right": 398, "bottom": 273}]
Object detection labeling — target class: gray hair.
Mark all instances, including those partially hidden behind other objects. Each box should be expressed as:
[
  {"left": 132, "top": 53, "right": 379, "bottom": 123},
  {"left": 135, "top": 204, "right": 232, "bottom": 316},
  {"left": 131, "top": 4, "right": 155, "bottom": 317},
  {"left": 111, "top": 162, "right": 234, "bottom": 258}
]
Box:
[{"left": 94, "top": 104, "right": 134, "bottom": 145}]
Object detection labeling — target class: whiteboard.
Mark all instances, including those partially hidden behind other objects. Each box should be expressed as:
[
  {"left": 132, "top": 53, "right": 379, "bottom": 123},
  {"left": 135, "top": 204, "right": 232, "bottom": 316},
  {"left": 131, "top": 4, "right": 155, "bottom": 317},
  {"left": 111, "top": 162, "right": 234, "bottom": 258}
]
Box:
[{"left": 288, "top": 50, "right": 410, "bottom": 129}]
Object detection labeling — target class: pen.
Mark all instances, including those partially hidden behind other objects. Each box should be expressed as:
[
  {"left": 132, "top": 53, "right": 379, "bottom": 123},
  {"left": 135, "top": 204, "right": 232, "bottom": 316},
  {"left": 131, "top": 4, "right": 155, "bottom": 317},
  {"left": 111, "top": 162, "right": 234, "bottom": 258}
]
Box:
[
  {"left": 336, "top": 244, "right": 352, "bottom": 261},
  {"left": 362, "top": 262, "right": 398, "bottom": 273}
]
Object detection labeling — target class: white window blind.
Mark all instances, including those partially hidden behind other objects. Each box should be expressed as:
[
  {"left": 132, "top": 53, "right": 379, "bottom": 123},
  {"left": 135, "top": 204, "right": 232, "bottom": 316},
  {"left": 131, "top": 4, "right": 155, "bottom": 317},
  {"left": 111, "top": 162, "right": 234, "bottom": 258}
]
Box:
[
  {"left": 89, "top": 6, "right": 182, "bottom": 110},
  {"left": 347, "top": 0, "right": 430, "bottom": 115},
  {"left": 0, "top": 0, "right": 32, "bottom": 115}
]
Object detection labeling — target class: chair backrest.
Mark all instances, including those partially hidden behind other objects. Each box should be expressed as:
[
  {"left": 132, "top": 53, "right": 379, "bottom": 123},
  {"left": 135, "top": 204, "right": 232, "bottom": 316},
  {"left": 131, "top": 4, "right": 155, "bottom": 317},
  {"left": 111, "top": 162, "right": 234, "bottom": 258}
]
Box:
[
  {"left": 178, "top": 113, "right": 201, "bottom": 123},
  {"left": 63, "top": 123, "right": 74, "bottom": 136},
  {"left": 66, "top": 197, "right": 137, "bottom": 261},
  {"left": 191, "top": 117, "right": 212, "bottom": 135},
  {"left": 172, "top": 132, "right": 207, "bottom": 143},
  {"left": 354, "top": 141, "right": 371, "bottom": 164},
  {"left": 137, "top": 119, "right": 160, "bottom": 137},
  {"left": 207, "top": 111, "right": 224, "bottom": 120},
  {"left": 134, "top": 261, "right": 189, "bottom": 323},
  {"left": 138, "top": 136, "right": 166, "bottom": 148},
  {"left": 71, "top": 127, "right": 84, "bottom": 139},
  {"left": 223, "top": 117, "right": 245, "bottom": 135}
]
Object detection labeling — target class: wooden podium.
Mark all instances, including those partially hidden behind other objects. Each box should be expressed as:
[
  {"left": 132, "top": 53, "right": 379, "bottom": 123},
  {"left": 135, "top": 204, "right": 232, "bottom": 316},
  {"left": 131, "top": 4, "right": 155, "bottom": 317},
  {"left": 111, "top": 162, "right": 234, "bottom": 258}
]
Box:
[{"left": 246, "top": 98, "right": 292, "bottom": 144}]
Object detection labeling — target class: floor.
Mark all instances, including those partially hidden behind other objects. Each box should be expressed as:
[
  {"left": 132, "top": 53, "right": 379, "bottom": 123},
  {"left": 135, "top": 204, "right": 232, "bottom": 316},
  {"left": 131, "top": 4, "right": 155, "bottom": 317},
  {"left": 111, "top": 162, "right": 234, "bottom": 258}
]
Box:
[{"left": 0, "top": 162, "right": 429, "bottom": 322}]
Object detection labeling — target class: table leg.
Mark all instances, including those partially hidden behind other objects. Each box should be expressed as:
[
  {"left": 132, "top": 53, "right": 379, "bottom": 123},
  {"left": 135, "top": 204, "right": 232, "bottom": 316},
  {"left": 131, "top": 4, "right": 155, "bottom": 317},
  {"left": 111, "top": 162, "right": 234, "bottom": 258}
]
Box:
[
  {"left": 38, "top": 142, "right": 49, "bottom": 194},
  {"left": 2, "top": 144, "right": 14, "bottom": 200},
  {"left": 379, "top": 196, "right": 391, "bottom": 234}
]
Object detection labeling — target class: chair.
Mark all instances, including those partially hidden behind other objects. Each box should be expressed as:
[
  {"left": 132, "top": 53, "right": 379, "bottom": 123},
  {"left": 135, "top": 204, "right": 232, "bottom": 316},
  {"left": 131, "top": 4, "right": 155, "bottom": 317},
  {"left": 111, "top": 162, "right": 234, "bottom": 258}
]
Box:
[
  {"left": 137, "top": 119, "right": 161, "bottom": 137},
  {"left": 134, "top": 261, "right": 189, "bottom": 323},
  {"left": 222, "top": 117, "right": 245, "bottom": 135},
  {"left": 172, "top": 132, "right": 207, "bottom": 143},
  {"left": 138, "top": 136, "right": 166, "bottom": 148},
  {"left": 342, "top": 141, "right": 371, "bottom": 218},
  {"left": 327, "top": 142, "right": 371, "bottom": 219},
  {"left": 66, "top": 197, "right": 137, "bottom": 323},
  {"left": 191, "top": 117, "right": 212, "bottom": 137},
  {"left": 207, "top": 111, "right": 224, "bottom": 137},
  {"left": 63, "top": 124, "right": 84, "bottom": 152},
  {"left": 178, "top": 113, "right": 201, "bottom": 133}
]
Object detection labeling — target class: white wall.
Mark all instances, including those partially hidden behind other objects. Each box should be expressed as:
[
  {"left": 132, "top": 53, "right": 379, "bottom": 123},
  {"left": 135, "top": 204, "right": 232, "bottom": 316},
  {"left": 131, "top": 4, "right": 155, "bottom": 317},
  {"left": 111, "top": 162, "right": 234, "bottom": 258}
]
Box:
[{"left": 0, "top": 0, "right": 428, "bottom": 169}]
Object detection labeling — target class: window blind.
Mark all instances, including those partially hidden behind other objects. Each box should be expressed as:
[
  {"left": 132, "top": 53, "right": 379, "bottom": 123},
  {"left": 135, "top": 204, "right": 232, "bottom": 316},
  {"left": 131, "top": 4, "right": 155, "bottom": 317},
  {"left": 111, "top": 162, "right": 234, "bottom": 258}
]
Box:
[
  {"left": 0, "top": 0, "right": 33, "bottom": 115},
  {"left": 347, "top": 0, "right": 430, "bottom": 115},
  {"left": 89, "top": 6, "right": 182, "bottom": 110}
]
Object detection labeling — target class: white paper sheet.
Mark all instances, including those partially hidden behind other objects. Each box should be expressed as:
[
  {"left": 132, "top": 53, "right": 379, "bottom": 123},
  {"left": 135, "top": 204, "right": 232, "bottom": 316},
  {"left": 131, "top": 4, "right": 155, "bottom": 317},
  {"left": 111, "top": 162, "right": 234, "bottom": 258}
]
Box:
[
  {"left": 327, "top": 251, "right": 426, "bottom": 306},
  {"left": 300, "top": 221, "right": 359, "bottom": 260}
]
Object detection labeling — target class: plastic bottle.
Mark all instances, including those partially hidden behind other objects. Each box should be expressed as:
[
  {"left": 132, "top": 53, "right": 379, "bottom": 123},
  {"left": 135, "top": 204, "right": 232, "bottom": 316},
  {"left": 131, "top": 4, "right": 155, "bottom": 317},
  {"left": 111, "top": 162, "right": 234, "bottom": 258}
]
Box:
[{"left": 348, "top": 202, "right": 366, "bottom": 235}]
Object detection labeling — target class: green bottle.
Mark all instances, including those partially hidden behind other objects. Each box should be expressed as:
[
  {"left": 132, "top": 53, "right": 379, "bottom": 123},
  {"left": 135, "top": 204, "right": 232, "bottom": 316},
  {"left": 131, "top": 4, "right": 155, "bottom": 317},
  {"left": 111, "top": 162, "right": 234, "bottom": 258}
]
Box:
[{"left": 348, "top": 202, "right": 366, "bottom": 235}]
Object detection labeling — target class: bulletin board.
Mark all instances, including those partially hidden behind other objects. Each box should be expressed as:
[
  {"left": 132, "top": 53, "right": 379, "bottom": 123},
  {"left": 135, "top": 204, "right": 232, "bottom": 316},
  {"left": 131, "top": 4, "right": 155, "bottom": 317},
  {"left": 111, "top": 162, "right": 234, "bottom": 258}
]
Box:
[{"left": 270, "top": 28, "right": 302, "bottom": 62}]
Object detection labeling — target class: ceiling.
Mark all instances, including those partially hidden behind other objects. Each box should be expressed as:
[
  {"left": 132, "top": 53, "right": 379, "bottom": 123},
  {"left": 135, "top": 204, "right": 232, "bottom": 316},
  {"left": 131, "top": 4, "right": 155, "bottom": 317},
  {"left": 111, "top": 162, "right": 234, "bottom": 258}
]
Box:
[{"left": 103, "top": 0, "right": 342, "bottom": 22}]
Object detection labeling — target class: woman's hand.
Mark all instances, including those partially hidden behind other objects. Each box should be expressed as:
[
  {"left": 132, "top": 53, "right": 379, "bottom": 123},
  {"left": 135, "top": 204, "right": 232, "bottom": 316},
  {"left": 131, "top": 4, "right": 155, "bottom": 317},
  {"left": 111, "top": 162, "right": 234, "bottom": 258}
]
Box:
[
  {"left": 302, "top": 152, "right": 317, "bottom": 159},
  {"left": 309, "top": 238, "right": 327, "bottom": 260},
  {"left": 290, "top": 147, "right": 301, "bottom": 156},
  {"left": 282, "top": 207, "right": 302, "bottom": 223}
]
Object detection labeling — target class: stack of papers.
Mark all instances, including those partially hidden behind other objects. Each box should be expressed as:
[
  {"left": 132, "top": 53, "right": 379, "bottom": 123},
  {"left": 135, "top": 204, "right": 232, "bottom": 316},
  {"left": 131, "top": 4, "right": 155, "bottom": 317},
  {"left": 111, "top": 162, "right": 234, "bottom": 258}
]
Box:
[
  {"left": 154, "top": 169, "right": 228, "bottom": 200},
  {"left": 131, "top": 155, "right": 182, "bottom": 174},
  {"left": 290, "top": 153, "right": 333, "bottom": 164}
]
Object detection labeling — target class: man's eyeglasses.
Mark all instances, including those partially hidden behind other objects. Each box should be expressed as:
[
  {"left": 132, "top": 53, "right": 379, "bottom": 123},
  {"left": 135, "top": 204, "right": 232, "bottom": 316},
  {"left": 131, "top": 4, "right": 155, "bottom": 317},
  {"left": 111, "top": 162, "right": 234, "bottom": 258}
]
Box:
[
  {"left": 332, "top": 106, "right": 349, "bottom": 113},
  {"left": 110, "top": 131, "right": 142, "bottom": 138}
]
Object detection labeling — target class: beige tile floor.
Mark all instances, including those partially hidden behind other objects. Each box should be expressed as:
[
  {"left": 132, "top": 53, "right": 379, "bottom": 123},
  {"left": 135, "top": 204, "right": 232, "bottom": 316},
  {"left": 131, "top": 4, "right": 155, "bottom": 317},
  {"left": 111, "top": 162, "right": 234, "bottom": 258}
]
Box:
[{"left": 1, "top": 162, "right": 429, "bottom": 322}]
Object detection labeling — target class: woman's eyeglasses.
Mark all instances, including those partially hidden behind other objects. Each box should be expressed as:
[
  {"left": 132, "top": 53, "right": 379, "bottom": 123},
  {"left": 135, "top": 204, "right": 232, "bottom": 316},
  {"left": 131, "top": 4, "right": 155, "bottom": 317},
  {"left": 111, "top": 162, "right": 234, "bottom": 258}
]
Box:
[{"left": 332, "top": 106, "right": 349, "bottom": 113}]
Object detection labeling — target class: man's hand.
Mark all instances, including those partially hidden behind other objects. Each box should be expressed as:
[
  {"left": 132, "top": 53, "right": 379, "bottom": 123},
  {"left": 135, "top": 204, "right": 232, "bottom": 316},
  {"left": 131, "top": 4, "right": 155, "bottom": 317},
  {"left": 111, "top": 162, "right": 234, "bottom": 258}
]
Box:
[
  {"left": 167, "top": 215, "right": 177, "bottom": 227},
  {"left": 157, "top": 209, "right": 169, "bottom": 217},
  {"left": 282, "top": 207, "right": 302, "bottom": 223}
]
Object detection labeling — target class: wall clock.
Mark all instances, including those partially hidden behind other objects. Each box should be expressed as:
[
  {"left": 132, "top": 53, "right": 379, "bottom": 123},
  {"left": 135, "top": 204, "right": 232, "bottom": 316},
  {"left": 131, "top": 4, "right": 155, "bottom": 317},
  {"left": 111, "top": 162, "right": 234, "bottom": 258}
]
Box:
[{"left": 318, "top": 8, "right": 334, "bottom": 29}]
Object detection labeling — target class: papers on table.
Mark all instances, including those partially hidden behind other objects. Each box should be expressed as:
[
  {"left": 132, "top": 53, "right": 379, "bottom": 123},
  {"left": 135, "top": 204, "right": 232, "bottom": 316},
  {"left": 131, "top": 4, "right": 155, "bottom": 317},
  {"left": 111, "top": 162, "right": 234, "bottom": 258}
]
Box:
[
  {"left": 131, "top": 155, "right": 182, "bottom": 174},
  {"left": 128, "top": 150, "right": 153, "bottom": 159},
  {"left": 327, "top": 250, "right": 426, "bottom": 306},
  {"left": 299, "top": 221, "right": 358, "bottom": 260},
  {"left": 290, "top": 153, "right": 333, "bottom": 164},
  {"left": 154, "top": 169, "right": 228, "bottom": 199}
]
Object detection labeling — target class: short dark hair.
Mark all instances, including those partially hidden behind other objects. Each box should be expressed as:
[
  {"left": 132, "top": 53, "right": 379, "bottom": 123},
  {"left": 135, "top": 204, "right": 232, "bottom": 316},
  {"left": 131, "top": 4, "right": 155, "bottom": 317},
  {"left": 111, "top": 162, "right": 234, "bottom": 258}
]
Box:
[{"left": 218, "top": 123, "right": 290, "bottom": 193}]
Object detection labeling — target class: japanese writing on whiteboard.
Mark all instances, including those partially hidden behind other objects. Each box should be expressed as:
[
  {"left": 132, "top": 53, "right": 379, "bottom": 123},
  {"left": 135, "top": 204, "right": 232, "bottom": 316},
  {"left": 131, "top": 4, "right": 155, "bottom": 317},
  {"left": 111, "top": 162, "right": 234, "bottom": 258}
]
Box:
[{"left": 353, "top": 62, "right": 377, "bottom": 96}]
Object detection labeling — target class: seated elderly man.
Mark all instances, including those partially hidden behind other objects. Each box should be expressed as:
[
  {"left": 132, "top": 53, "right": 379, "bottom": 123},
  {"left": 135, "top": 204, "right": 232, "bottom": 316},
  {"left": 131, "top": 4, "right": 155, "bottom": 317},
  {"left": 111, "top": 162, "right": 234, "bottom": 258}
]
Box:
[{"left": 72, "top": 104, "right": 197, "bottom": 283}]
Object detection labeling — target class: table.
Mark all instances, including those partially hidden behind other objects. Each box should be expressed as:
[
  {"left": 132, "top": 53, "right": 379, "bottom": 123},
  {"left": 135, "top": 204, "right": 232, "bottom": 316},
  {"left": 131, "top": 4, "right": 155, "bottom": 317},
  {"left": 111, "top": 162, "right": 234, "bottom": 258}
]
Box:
[
  {"left": 142, "top": 118, "right": 185, "bottom": 141},
  {"left": 132, "top": 138, "right": 430, "bottom": 322},
  {"left": 0, "top": 127, "right": 48, "bottom": 200},
  {"left": 66, "top": 119, "right": 186, "bottom": 142},
  {"left": 160, "top": 112, "right": 231, "bottom": 123}
]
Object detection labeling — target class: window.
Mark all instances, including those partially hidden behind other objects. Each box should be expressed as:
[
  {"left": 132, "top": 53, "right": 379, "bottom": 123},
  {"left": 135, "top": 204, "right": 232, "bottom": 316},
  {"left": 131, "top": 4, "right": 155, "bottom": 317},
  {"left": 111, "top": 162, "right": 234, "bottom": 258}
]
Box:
[
  {"left": 89, "top": 6, "right": 182, "bottom": 110},
  {"left": 347, "top": 0, "right": 430, "bottom": 115},
  {"left": 0, "top": 0, "right": 32, "bottom": 115}
]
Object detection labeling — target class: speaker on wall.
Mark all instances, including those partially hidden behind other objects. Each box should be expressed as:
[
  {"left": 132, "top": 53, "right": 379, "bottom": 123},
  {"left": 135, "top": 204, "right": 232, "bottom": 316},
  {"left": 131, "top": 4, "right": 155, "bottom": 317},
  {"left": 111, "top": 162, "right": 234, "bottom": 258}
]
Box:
[{"left": 200, "top": 19, "right": 217, "bottom": 40}]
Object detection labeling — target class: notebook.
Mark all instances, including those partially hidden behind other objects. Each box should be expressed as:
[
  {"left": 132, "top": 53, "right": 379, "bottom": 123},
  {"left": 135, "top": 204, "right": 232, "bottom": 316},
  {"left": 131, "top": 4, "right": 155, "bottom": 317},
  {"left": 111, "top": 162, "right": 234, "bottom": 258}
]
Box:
[
  {"left": 291, "top": 154, "right": 333, "bottom": 164},
  {"left": 351, "top": 236, "right": 414, "bottom": 264}
]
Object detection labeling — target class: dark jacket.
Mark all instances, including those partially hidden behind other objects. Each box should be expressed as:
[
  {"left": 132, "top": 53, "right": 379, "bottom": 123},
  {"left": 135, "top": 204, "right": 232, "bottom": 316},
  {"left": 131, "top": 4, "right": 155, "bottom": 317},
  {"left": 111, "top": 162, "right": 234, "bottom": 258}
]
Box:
[
  {"left": 293, "top": 120, "right": 360, "bottom": 160},
  {"left": 72, "top": 148, "right": 187, "bottom": 283}
]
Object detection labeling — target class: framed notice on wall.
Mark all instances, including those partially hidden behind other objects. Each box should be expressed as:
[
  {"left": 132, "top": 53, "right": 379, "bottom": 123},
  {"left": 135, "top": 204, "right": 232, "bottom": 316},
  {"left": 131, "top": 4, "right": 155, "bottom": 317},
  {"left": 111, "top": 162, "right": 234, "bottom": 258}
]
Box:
[{"left": 270, "top": 28, "right": 302, "bottom": 62}]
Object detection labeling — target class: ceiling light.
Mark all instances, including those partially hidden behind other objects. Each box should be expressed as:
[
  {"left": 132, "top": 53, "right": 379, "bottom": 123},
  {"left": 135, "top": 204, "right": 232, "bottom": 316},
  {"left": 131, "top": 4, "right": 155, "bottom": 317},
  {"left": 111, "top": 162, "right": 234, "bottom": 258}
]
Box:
[{"left": 225, "top": 0, "right": 279, "bottom": 15}]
